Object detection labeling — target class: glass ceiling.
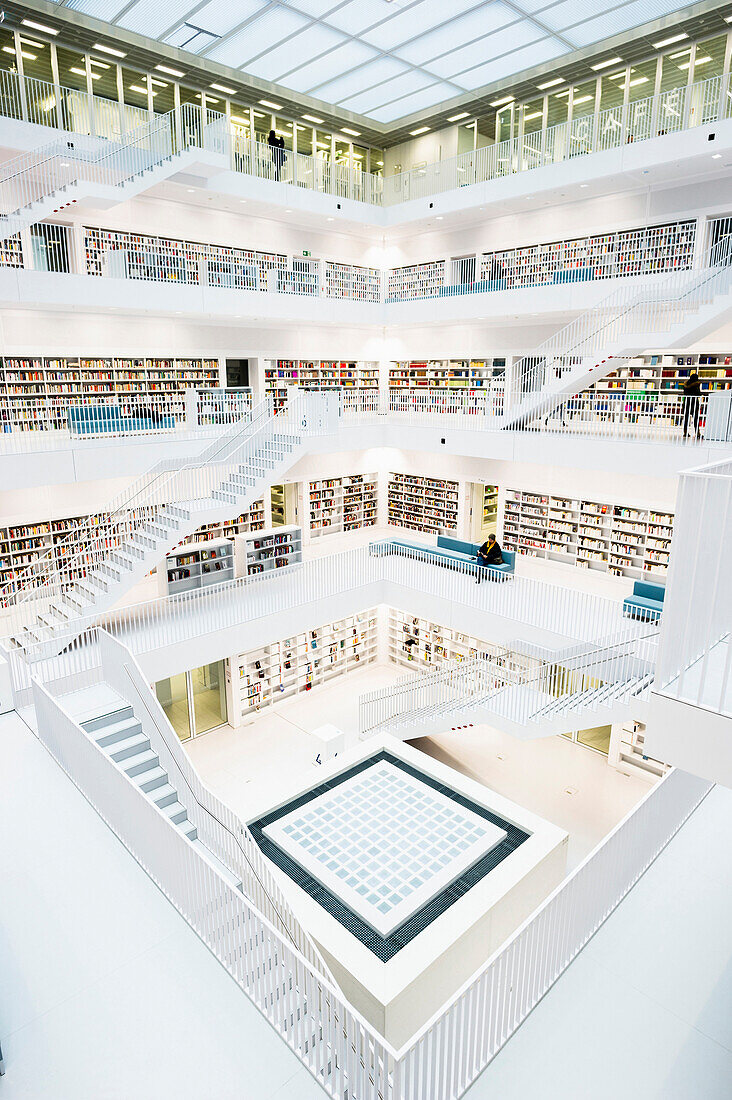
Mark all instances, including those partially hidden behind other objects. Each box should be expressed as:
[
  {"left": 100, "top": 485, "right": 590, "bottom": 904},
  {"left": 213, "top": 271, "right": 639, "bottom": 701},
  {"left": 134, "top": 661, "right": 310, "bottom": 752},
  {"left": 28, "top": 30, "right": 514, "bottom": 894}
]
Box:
[{"left": 64, "top": 0, "right": 690, "bottom": 122}]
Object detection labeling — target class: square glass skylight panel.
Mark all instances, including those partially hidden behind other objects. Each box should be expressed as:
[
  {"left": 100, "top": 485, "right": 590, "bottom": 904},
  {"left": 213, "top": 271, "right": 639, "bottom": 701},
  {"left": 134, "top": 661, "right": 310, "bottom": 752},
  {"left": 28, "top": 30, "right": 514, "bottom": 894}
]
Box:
[
  {"left": 368, "top": 82, "right": 458, "bottom": 122},
  {"left": 362, "top": 0, "right": 481, "bottom": 51},
  {"left": 323, "top": 0, "right": 405, "bottom": 36},
  {"left": 245, "top": 23, "right": 344, "bottom": 81},
  {"left": 458, "top": 37, "right": 566, "bottom": 90},
  {"left": 566, "top": 0, "right": 684, "bottom": 49},
  {"left": 65, "top": 0, "right": 128, "bottom": 19},
  {"left": 263, "top": 759, "right": 507, "bottom": 938},
  {"left": 205, "top": 7, "right": 310, "bottom": 65},
  {"left": 399, "top": 4, "right": 517, "bottom": 67},
  {"left": 311, "top": 57, "right": 410, "bottom": 105},
  {"left": 282, "top": 40, "right": 380, "bottom": 93},
  {"left": 343, "top": 69, "right": 437, "bottom": 114},
  {"left": 120, "top": 0, "right": 265, "bottom": 39}
]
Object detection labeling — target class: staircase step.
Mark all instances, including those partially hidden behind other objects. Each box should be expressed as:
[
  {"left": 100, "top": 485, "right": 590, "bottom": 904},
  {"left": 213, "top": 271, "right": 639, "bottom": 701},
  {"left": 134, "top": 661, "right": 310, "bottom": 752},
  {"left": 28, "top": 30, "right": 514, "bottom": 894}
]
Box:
[
  {"left": 163, "top": 800, "right": 189, "bottom": 826},
  {"left": 150, "top": 782, "right": 179, "bottom": 809},
  {"left": 137, "top": 765, "right": 169, "bottom": 793},
  {"left": 109, "top": 731, "right": 150, "bottom": 763},
  {"left": 93, "top": 715, "right": 143, "bottom": 748},
  {"left": 123, "top": 748, "right": 159, "bottom": 777},
  {"left": 180, "top": 818, "right": 198, "bottom": 841},
  {"left": 79, "top": 704, "right": 135, "bottom": 733}
]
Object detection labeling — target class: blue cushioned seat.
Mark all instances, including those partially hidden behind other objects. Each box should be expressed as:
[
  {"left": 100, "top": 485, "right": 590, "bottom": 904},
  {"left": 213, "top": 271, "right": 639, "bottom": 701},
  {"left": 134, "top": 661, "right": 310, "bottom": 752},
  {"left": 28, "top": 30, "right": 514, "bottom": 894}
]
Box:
[{"left": 623, "top": 580, "right": 665, "bottom": 621}]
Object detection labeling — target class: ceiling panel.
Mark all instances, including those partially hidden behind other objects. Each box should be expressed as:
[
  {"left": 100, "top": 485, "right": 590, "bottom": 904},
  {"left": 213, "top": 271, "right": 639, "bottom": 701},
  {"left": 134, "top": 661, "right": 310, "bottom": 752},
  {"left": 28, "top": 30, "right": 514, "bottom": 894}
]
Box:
[{"left": 57, "top": 0, "right": 701, "bottom": 124}]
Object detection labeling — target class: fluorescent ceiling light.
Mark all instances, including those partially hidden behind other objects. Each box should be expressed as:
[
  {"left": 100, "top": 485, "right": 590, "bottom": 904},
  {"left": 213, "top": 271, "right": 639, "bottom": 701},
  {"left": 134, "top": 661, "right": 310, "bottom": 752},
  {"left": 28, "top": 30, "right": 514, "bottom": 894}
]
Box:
[
  {"left": 617, "top": 76, "right": 649, "bottom": 87},
  {"left": 155, "top": 65, "right": 185, "bottom": 77},
  {"left": 69, "top": 66, "right": 88, "bottom": 77},
  {"left": 253, "top": 110, "right": 265, "bottom": 117},
  {"left": 489, "top": 95, "right": 514, "bottom": 106},
  {"left": 88, "top": 59, "right": 111, "bottom": 69},
  {"left": 210, "top": 83, "right": 236, "bottom": 94},
  {"left": 671, "top": 48, "right": 692, "bottom": 58},
  {"left": 653, "top": 32, "right": 688, "bottom": 48},
  {"left": 523, "top": 110, "right": 543, "bottom": 120},
  {"left": 341, "top": 127, "right": 361, "bottom": 136},
  {"left": 230, "top": 115, "right": 249, "bottom": 125},
  {"left": 316, "top": 141, "right": 330, "bottom": 148},
  {"left": 726, "top": 14, "right": 732, "bottom": 22},
  {"left": 19, "top": 36, "right": 44, "bottom": 49},
  {"left": 93, "top": 43, "right": 126, "bottom": 57},
  {"left": 259, "top": 99, "right": 283, "bottom": 109},
  {"left": 554, "top": 89, "right": 571, "bottom": 97},
  {"left": 129, "top": 85, "right": 150, "bottom": 95},
  {"left": 4, "top": 47, "right": 37, "bottom": 60},
  {"left": 447, "top": 112, "right": 470, "bottom": 121},
  {"left": 302, "top": 114, "right": 324, "bottom": 124},
  {"left": 573, "top": 95, "right": 593, "bottom": 104},
  {"left": 410, "top": 126, "right": 430, "bottom": 135},
  {"left": 591, "top": 57, "right": 622, "bottom": 70},
  {"left": 538, "top": 77, "right": 564, "bottom": 89},
  {"left": 21, "top": 19, "right": 58, "bottom": 35},
  {"left": 149, "top": 78, "right": 167, "bottom": 87}
]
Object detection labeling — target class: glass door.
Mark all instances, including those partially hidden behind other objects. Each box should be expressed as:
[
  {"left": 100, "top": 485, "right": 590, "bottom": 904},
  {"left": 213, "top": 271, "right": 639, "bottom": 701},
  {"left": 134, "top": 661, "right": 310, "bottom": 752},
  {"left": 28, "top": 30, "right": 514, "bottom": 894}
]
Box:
[
  {"left": 155, "top": 672, "right": 192, "bottom": 742},
  {"left": 190, "top": 661, "right": 227, "bottom": 735}
]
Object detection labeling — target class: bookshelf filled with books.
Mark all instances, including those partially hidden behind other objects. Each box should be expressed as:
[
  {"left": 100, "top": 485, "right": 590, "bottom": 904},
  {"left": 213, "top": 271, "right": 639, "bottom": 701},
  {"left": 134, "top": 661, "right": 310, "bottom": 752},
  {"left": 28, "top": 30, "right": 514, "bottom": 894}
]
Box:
[
  {"left": 263, "top": 360, "right": 379, "bottom": 410},
  {"left": 309, "top": 474, "right": 378, "bottom": 537},
  {"left": 502, "top": 489, "right": 674, "bottom": 579},
  {"left": 388, "top": 473, "right": 459, "bottom": 534},
  {"left": 229, "top": 608, "right": 378, "bottom": 721}
]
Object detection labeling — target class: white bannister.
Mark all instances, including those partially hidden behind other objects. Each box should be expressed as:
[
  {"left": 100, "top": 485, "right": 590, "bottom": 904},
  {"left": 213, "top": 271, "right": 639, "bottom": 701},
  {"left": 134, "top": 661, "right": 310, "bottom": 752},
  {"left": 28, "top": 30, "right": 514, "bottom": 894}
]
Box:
[
  {"left": 655, "top": 456, "right": 732, "bottom": 717},
  {"left": 31, "top": 667, "right": 396, "bottom": 1098},
  {"left": 27, "top": 647, "right": 711, "bottom": 1099}
]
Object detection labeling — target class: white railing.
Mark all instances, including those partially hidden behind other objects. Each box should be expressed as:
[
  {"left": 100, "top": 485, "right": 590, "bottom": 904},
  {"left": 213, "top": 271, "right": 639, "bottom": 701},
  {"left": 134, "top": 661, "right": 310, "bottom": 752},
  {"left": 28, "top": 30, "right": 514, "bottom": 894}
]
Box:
[
  {"left": 0, "top": 67, "right": 150, "bottom": 139},
  {"left": 391, "top": 766, "right": 711, "bottom": 1097},
  {"left": 359, "top": 631, "right": 657, "bottom": 738},
  {"left": 95, "top": 628, "right": 338, "bottom": 984},
  {"left": 0, "top": 388, "right": 253, "bottom": 454},
  {"left": 0, "top": 104, "right": 228, "bottom": 240},
  {"left": 382, "top": 73, "right": 731, "bottom": 207},
  {"left": 31, "top": 665, "right": 396, "bottom": 1099},
  {"left": 655, "top": 456, "right": 732, "bottom": 717},
  {"left": 27, "top": 646, "right": 711, "bottom": 1098},
  {"left": 507, "top": 233, "right": 732, "bottom": 416}
]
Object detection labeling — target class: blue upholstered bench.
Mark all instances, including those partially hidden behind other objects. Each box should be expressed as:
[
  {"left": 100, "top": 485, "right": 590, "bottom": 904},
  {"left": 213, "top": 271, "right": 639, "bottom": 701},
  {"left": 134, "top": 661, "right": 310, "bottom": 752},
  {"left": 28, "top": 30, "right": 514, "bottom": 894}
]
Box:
[
  {"left": 68, "top": 406, "right": 176, "bottom": 435},
  {"left": 369, "top": 536, "right": 515, "bottom": 580},
  {"left": 623, "top": 580, "right": 665, "bottom": 622}
]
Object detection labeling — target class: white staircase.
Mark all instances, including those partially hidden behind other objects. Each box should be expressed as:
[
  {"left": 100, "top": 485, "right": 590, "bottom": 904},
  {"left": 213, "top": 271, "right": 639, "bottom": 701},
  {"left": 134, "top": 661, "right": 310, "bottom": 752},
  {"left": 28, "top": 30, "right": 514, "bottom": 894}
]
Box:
[
  {"left": 3, "top": 392, "right": 332, "bottom": 651},
  {"left": 66, "top": 683, "right": 243, "bottom": 889},
  {"left": 504, "top": 234, "right": 732, "bottom": 427},
  {"left": 360, "top": 632, "right": 658, "bottom": 741},
  {"left": 0, "top": 105, "right": 228, "bottom": 244}
]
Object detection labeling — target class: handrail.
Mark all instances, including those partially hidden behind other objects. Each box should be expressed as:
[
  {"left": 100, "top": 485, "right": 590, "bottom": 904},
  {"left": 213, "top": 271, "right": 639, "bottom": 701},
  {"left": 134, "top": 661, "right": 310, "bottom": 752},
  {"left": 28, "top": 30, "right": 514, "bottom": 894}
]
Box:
[{"left": 508, "top": 232, "right": 732, "bottom": 415}]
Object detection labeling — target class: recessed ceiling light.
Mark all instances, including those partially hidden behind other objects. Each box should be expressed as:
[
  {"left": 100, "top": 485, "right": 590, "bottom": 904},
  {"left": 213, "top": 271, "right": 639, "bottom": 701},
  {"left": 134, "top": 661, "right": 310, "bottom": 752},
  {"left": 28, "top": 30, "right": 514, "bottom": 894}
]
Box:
[
  {"left": 523, "top": 110, "right": 542, "bottom": 121},
  {"left": 341, "top": 127, "right": 361, "bottom": 136},
  {"left": 93, "top": 43, "right": 126, "bottom": 57},
  {"left": 327, "top": 217, "right": 334, "bottom": 221},
  {"left": 89, "top": 58, "right": 111, "bottom": 69},
  {"left": 129, "top": 85, "right": 150, "bottom": 95},
  {"left": 187, "top": 188, "right": 195, "bottom": 192},
  {"left": 591, "top": 57, "right": 623, "bottom": 70},
  {"left": 573, "top": 95, "right": 593, "bottom": 105},
  {"left": 210, "top": 83, "right": 235, "bottom": 94},
  {"left": 240, "top": 199, "right": 247, "bottom": 203},
  {"left": 302, "top": 113, "right": 323, "bottom": 124},
  {"left": 4, "top": 47, "right": 36, "bottom": 60},
  {"left": 447, "top": 112, "right": 469, "bottom": 121},
  {"left": 490, "top": 95, "right": 514, "bottom": 107},
  {"left": 259, "top": 99, "right": 282, "bottom": 109},
  {"left": 285, "top": 209, "right": 292, "bottom": 214},
  {"left": 410, "top": 126, "right": 430, "bottom": 135},
  {"left": 21, "top": 18, "right": 58, "bottom": 35},
  {"left": 712, "top": 153, "right": 722, "bottom": 158},
  {"left": 436, "top": 215, "right": 443, "bottom": 220},
  {"left": 537, "top": 77, "right": 564, "bottom": 90},
  {"left": 580, "top": 183, "right": 589, "bottom": 188},
  {"left": 155, "top": 64, "right": 185, "bottom": 77},
  {"left": 653, "top": 32, "right": 688, "bottom": 48}
]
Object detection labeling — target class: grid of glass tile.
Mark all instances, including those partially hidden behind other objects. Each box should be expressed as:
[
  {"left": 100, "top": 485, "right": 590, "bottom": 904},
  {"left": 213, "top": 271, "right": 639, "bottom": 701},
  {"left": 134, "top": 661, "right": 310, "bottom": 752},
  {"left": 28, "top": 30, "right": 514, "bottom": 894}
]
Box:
[{"left": 264, "top": 760, "right": 506, "bottom": 936}]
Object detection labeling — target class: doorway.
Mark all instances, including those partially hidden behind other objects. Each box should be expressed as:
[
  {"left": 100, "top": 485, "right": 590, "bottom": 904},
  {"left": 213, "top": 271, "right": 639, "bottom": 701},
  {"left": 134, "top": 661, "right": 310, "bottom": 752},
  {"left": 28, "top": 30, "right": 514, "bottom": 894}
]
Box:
[
  {"left": 469, "top": 482, "right": 499, "bottom": 541},
  {"left": 155, "top": 660, "right": 228, "bottom": 741},
  {"left": 270, "top": 482, "right": 299, "bottom": 527}
]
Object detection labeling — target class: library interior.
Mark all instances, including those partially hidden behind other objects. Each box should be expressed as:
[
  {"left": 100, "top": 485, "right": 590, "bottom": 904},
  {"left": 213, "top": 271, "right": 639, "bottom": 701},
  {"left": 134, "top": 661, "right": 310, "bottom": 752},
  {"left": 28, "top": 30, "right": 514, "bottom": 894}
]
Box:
[{"left": 0, "top": 2, "right": 731, "bottom": 1097}]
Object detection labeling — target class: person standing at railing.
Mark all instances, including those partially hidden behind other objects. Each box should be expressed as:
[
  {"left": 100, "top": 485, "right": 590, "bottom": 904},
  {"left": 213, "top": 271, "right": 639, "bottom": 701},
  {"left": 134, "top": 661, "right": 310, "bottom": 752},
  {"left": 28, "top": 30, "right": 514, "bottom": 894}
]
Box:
[
  {"left": 682, "top": 371, "right": 702, "bottom": 440},
  {"left": 268, "top": 129, "right": 280, "bottom": 181}
]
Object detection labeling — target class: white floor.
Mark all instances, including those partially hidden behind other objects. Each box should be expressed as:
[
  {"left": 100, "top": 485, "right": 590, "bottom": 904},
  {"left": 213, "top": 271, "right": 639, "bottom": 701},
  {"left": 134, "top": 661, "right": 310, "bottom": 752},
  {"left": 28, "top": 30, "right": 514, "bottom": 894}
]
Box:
[
  {"left": 0, "top": 709, "right": 326, "bottom": 1100},
  {"left": 465, "top": 782, "right": 732, "bottom": 1100},
  {"left": 186, "top": 663, "right": 649, "bottom": 868}
]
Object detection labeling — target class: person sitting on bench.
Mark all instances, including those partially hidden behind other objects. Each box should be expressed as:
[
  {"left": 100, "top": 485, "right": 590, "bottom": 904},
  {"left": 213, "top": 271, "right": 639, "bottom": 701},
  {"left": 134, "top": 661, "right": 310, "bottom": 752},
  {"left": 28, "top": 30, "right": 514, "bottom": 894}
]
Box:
[{"left": 476, "top": 534, "right": 503, "bottom": 583}]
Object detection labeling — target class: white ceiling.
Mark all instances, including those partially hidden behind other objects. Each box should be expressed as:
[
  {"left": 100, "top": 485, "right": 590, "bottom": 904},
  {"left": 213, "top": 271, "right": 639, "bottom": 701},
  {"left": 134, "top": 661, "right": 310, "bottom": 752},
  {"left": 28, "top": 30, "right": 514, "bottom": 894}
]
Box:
[{"left": 63, "top": 0, "right": 690, "bottom": 122}]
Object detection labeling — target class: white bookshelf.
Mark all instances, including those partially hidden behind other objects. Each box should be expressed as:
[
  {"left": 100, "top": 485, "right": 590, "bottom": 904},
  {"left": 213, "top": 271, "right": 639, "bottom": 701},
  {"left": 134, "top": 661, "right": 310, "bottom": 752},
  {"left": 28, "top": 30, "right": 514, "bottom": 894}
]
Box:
[
  {"left": 229, "top": 608, "right": 378, "bottom": 721},
  {"left": 309, "top": 474, "right": 378, "bottom": 537},
  {"left": 389, "top": 358, "right": 506, "bottom": 397},
  {"left": 235, "top": 525, "right": 302, "bottom": 577},
  {"left": 264, "top": 359, "right": 379, "bottom": 410},
  {"left": 502, "top": 489, "right": 674, "bottom": 579},
  {"left": 388, "top": 473, "right": 459, "bottom": 534},
  {"left": 387, "top": 261, "right": 446, "bottom": 300},
  {"left": 158, "top": 537, "right": 234, "bottom": 596},
  {"left": 324, "top": 261, "right": 381, "bottom": 302}
]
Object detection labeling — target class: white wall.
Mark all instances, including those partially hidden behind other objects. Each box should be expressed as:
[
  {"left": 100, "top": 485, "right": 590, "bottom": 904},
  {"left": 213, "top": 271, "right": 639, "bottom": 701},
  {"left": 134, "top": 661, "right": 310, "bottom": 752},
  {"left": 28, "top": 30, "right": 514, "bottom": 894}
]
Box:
[{"left": 383, "top": 125, "right": 459, "bottom": 177}]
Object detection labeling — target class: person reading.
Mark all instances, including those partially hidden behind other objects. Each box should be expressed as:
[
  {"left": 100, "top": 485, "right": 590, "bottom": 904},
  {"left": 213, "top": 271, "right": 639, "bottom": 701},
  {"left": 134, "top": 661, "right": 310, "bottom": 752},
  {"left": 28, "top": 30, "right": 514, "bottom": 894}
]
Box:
[{"left": 476, "top": 534, "right": 503, "bottom": 583}]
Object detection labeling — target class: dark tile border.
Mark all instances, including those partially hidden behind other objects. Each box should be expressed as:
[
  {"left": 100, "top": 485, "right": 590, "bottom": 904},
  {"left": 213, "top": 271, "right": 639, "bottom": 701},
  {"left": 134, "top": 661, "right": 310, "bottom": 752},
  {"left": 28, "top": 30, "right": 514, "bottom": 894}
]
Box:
[{"left": 249, "top": 750, "right": 530, "bottom": 961}]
